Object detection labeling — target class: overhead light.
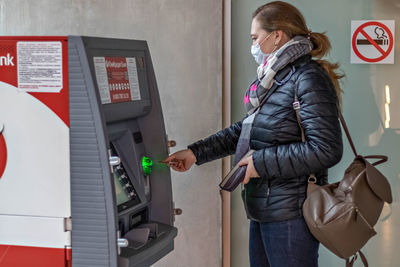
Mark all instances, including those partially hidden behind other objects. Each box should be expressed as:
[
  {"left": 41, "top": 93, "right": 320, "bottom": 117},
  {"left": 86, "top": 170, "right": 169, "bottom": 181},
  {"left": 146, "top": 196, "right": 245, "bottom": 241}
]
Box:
[{"left": 384, "top": 85, "right": 390, "bottom": 128}]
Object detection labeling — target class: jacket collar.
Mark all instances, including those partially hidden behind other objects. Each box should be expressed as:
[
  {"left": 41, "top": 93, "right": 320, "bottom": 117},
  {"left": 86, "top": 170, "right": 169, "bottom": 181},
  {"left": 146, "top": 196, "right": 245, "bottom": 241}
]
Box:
[{"left": 274, "top": 54, "right": 311, "bottom": 85}]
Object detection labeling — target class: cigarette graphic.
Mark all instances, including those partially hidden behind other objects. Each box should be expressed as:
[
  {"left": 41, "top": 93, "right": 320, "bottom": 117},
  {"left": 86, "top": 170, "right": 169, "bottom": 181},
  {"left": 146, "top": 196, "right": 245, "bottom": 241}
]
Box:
[{"left": 357, "top": 39, "right": 389, "bottom": 45}]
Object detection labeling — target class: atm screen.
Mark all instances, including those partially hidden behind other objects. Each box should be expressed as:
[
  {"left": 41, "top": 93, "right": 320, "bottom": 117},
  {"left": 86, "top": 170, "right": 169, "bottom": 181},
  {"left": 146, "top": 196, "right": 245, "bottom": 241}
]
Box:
[{"left": 93, "top": 56, "right": 141, "bottom": 105}]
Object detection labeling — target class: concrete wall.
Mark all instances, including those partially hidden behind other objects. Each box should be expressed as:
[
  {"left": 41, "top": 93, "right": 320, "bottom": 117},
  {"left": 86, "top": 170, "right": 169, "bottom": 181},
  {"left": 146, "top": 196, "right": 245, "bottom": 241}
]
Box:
[{"left": 0, "top": 1, "right": 222, "bottom": 266}]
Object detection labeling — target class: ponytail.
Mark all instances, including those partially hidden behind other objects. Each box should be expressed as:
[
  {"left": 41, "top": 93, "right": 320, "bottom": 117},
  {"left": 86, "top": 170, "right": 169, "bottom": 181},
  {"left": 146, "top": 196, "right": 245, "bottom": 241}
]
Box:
[{"left": 253, "top": 1, "right": 344, "bottom": 109}]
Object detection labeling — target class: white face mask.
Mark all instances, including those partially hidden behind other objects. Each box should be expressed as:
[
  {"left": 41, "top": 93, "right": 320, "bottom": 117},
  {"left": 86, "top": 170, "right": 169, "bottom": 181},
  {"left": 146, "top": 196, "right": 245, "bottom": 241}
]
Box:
[{"left": 251, "top": 32, "right": 274, "bottom": 65}]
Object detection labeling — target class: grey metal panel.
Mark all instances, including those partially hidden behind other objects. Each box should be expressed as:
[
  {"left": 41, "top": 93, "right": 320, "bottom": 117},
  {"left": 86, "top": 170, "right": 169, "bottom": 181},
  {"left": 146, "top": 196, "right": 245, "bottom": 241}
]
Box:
[
  {"left": 120, "top": 223, "right": 177, "bottom": 267},
  {"left": 69, "top": 36, "right": 118, "bottom": 267},
  {"left": 137, "top": 47, "right": 173, "bottom": 226},
  {"left": 81, "top": 36, "right": 152, "bottom": 123}
]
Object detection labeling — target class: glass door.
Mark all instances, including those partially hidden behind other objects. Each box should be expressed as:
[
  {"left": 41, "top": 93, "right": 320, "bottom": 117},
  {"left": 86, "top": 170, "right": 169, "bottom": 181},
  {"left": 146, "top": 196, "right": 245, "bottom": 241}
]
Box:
[{"left": 231, "top": 1, "right": 400, "bottom": 266}]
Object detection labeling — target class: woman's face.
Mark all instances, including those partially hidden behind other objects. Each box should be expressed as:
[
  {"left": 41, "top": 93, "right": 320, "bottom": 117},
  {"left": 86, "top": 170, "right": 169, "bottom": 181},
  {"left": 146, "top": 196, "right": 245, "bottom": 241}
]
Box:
[{"left": 250, "top": 18, "right": 276, "bottom": 54}]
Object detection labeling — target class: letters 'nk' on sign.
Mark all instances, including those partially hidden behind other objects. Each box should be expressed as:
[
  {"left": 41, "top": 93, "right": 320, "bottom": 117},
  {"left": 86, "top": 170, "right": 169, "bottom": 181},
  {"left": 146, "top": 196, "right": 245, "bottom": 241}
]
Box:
[{"left": 351, "top": 20, "right": 395, "bottom": 64}]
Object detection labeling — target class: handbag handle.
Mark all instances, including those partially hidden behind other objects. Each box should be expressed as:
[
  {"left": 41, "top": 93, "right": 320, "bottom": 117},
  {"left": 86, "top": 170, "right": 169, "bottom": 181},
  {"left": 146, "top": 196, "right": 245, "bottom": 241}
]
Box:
[{"left": 363, "top": 155, "right": 388, "bottom": 166}]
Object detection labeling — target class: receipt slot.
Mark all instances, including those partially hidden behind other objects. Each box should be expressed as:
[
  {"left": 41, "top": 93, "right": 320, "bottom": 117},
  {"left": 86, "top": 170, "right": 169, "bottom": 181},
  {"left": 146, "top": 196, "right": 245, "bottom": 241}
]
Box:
[{"left": 0, "top": 36, "right": 177, "bottom": 267}]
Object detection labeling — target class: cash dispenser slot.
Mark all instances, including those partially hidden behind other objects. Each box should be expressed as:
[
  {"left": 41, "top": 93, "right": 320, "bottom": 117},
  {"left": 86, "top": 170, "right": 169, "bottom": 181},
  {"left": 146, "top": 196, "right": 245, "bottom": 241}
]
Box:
[{"left": 120, "top": 222, "right": 177, "bottom": 266}]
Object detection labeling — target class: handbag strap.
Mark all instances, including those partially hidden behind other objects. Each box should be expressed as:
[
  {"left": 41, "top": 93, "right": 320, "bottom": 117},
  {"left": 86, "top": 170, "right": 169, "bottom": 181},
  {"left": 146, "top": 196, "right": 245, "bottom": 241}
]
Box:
[
  {"left": 338, "top": 111, "right": 358, "bottom": 157},
  {"left": 346, "top": 250, "right": 368, "bottom": 267},
  {"left": 339, "top": 112, "right": 387, "bottom": 166},
  {"left": 293, "top": 90, "right": 316, "bottom": 183},
  {"left": 364, "top": 155, "right": 388, "bottom": 166},
  {"left": 258, "top": 65, "right": 295, "bottom": 108},
  {"left": 294, "top": 94, "right": 353, "bottom": 153},
  {"left": 294, "top": 93, "right": 387, "bottom": 167},
  {"left": 293, "top": 93, "right": 305, "bottom": 142},
  {"left": 358, "top": 250, "right": 368, "bottom": 266}
]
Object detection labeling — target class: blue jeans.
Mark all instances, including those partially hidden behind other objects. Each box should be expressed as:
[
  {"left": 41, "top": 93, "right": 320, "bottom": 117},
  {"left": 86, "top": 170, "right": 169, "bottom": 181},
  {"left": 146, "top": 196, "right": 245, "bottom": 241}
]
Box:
[{"left": 249, "top": 217, "right": 319, "bottom": 267}]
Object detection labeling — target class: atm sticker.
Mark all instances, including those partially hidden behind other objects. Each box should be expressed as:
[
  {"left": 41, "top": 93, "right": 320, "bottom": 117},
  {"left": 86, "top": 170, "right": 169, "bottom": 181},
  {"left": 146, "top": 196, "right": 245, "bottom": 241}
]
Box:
[
  {"left": 94, "top": 56, "right": 141, "bottom": 104},
  {"left": 126, "top": 58, "right": 141, "bottom": 101},
  {"left": 17, "top": 42, "right": 63, "bottom": 92}
]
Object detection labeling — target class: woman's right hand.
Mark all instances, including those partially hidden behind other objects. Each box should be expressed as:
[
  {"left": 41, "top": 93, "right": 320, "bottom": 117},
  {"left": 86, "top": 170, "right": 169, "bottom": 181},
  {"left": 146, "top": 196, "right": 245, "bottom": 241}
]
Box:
[{"left": 161, "top": 149, "right": 197, "bottom": 172}]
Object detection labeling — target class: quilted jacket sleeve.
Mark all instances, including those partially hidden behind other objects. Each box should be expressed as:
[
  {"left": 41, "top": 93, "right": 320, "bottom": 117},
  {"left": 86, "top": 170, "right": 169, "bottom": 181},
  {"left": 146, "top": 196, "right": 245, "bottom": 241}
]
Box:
[
  {"left": 188, "top": 121, "right": 242, "bottom": 165},
  {"left": 252, "top": 68, "right": 343, "bottom": 180}
]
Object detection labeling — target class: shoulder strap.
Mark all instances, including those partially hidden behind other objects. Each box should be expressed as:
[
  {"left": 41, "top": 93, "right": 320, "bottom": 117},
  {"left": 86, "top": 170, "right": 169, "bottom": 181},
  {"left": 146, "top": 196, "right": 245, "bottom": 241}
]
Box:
[
  {"left": 294, "top": 91, "right": 387, "bottom": 167},
  {"left": 338, "top": 111, "right": 358, "bottom": 157},
  {"left": 258, "top": 64, "right": 295, "bottom": 108},
  {"left": 293, "top": 84, "right": 316, "bottom": 184},
  {"left": 293, "top": 93, "right": 305, "bottom": 142},
  {"left": 258, "top": 81, "right": 279, "bottom": 108},
  {"left": 346, "top": 250, "right": 368, "bottom": 267},
  {"left": 338, "top": 111, "right": 387, "bottom": 166},
  {"left": 358, "top": 250, "right": 368, "bottom": 266},
  {"left": 293, "top": 83, "right": 358, "bottom": 158}
]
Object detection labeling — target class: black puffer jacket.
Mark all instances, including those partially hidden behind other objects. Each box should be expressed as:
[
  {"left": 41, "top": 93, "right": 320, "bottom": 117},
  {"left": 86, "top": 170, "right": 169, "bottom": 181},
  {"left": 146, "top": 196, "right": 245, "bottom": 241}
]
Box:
[{"left": 188, "top": 55, "right": 343, "bottom": 222}]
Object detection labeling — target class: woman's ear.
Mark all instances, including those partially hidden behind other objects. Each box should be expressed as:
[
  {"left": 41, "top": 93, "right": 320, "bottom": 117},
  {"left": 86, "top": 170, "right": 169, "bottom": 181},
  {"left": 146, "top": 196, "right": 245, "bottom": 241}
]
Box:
[
  {"left": 275, "top": 30, "right": 290, "bottom": 47},
  {"left": 274, "top": 30, "right": 283, "bottom": 46}
]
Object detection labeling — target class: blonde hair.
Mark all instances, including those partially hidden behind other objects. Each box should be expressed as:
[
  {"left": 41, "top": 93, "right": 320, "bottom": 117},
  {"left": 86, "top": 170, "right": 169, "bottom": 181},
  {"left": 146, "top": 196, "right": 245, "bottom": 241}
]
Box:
[{"left": 253, "top": 1, "right": 344, "bottom": 107}]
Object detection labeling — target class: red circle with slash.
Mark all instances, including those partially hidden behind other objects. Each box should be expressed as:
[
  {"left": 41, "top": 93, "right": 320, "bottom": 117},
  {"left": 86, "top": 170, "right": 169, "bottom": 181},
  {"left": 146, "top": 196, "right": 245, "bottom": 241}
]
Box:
[
  {"left": 352, "top": 21, "right": 393, "bottom": 63},
  {"left": 0, "top": 133, "right": 7, "bottom": 179}
]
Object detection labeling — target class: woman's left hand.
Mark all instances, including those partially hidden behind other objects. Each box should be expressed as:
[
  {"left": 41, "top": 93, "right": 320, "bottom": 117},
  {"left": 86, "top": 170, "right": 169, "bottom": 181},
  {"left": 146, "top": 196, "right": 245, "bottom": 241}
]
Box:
[{"left": 238, "top": 155, "right": 260, "bottom": 184}]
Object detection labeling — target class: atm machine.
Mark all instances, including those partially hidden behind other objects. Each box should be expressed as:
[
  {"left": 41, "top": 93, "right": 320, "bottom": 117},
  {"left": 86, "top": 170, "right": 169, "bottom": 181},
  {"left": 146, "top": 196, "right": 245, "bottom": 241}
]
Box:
[{"left": 0, "top": 36, "right": 178, "bottom": 267}]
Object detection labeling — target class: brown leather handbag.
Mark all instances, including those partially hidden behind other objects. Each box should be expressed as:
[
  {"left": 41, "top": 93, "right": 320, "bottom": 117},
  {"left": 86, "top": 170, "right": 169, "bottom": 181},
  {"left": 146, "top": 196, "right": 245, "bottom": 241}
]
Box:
[{"left": 294, "top": 95, "right": 393, "bottom": 267}]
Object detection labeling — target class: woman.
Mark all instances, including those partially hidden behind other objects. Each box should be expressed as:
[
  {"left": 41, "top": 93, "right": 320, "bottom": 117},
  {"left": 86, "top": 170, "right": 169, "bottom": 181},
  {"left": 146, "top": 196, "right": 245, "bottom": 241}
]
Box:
[{"left": 163, "top": 1, "right": 343, "bottom": 266}]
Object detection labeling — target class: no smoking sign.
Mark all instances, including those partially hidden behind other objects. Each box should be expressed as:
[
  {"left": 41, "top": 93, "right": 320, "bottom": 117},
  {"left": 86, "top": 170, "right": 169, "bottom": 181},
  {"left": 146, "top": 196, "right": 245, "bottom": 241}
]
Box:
[{"left": 351, "top": 20, "right": 395, "bottom": 64}]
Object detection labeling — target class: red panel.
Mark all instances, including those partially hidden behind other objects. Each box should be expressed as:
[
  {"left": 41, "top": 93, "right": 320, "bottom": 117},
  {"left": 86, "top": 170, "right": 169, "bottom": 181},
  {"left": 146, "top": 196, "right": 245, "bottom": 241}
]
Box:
[
  {"left": 0, "top": 133, "right": 7, "bottom": 179},
  {"left": 0, "top": 245, "right": 66, "bottom": 267},
  {"left": 65, "top": 248, "right": 72, "bottom": 267},
  {"left": 0, "top": 40, "right": 17, "bottom": 88},
  {"left": 0, "top": 133, "right": 6, "bottom": 179},
  {"left": 0, "top": 37, "right": 69, "bottom": 127}
]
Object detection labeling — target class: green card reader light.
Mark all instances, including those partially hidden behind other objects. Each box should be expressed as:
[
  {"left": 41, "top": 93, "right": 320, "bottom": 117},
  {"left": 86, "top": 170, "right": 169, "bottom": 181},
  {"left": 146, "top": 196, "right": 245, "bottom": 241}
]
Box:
[{"left": 142, "top": 156, "right": 153, "bottom": 176}]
